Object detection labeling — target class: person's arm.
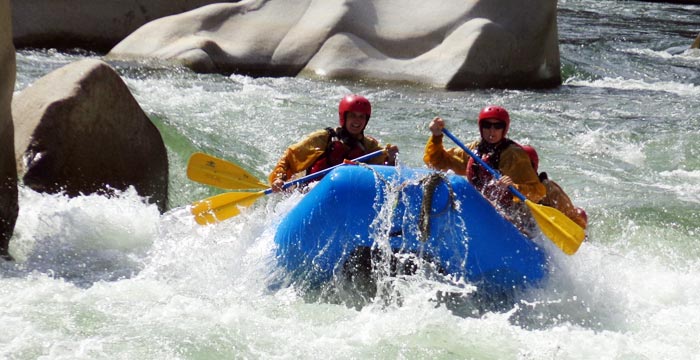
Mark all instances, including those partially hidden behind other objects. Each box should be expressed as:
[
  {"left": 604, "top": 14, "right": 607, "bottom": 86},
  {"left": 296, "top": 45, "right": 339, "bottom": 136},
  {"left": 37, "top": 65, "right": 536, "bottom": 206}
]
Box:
[
  {"left": 499, "top": 146, "right": 546, "bottom": 203},
  {"left": 362, "top": 136, "right": 398, "bottom": 166},
  {"left": 268, "top": 130, "right": 329, "bottom": 186},
  {"left": 422, "top": 117, "right": 470, "bottom": 175},
  {"left": 268, "top": 147, "right": 297, "bottom": 190},
  {"left": 423, "top": 134, "right": 470, "bottom": 175}
]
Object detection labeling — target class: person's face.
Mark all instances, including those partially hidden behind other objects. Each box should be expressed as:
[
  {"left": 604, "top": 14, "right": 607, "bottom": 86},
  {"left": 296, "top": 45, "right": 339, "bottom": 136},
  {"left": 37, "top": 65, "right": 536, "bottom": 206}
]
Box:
[
  {"left": 344, "top": 111, "right": 368, "bottom": 136},
  {"left": 480, "top": 119, "right": 506, "bottom": 144}
]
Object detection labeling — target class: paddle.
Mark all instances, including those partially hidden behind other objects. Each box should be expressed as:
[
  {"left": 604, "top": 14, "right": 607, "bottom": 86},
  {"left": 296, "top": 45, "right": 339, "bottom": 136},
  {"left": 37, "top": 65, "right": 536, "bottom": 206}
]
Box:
[
  {"left": 187, "top": 152, "right": 269, "bottom": 190},
  {"left": 190, "top": 150, "right": 385, "bottom": 225},
  {"left": 441, "top": 129, "right": 585, "bottom": 255}
]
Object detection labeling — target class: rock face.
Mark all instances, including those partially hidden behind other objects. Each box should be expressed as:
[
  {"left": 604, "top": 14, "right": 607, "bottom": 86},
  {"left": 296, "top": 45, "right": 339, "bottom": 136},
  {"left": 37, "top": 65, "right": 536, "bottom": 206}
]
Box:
[
  {"left": 0, "top": 0, "right": 18, "bottom": 260},
  {"left": 12, "top": 0, "right": 237, "bottom": 51},
  {"left": 12, "top": 59, "right": 169, "bottom": 212},
  {"left": 693, "top": 33, "right": 700, "bottom": 49},
  {"left": 108, "top": 0, "right": 561, "bottom": 89}
]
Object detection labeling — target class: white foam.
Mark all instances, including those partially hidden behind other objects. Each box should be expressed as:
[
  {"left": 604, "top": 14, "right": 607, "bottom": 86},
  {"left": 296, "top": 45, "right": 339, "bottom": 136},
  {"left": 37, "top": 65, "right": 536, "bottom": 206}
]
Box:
[{"left": 565, "top": 76, "right": 698, "bottom": 97}]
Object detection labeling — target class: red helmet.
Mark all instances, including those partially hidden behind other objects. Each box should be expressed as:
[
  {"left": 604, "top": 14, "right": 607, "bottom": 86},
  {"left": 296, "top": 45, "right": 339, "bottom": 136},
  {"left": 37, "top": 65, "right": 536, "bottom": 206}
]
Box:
[
  {"left": 338, "top": 94, "right": 371, "bottom": 127},
  {"left": 478, "top": 105, "right": 510, "bottom": 136},
  {"left": 575, "top": 207, "right": 588, "bottom": 228},
  {"left": 521, "top": 145, "right": 539, "bottom": 172}
]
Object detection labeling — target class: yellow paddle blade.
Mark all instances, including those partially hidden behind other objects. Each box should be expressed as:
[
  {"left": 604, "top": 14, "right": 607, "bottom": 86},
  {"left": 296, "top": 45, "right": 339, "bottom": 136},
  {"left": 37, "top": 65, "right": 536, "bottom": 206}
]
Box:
[
  {"left": 190, "top": 191, "right": 266, "bottom": 225},
  {"left": 525, "top": 199, "right": 586, "bottom": 255},
  {"left": 187, "top": 152, "right": 269, "bottom": 190}
]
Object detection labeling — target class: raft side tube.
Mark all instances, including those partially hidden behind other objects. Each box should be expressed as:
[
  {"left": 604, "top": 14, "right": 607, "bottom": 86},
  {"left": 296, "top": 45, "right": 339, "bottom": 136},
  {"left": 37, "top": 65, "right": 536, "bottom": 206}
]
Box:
[{"left": 274, "top": 165, "right": 548, "bottom": 289}]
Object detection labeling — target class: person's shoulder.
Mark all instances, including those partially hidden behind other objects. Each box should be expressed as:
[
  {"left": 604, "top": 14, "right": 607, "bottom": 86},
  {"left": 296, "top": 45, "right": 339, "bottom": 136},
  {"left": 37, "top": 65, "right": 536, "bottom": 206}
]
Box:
[
  {"left": 363, "top": 134, "right": 381, "bottom": 146},
  {"left": 503, "top": 142, "right": 527, "bottom": 156},
  {"left": 306, "top": 128, "right": 333, "bottom": 139},
  {"left": 543, "top": 178, "right": 565, "bottom": 193},
  {"left": 501, "top": 142, "right": 532, "bottom": 166},
  {"left": 291, "top": 128, "right": 332, "bottom": 147},
  {"left": 507, "top": 141, "right": 525, "bottom": 152}
]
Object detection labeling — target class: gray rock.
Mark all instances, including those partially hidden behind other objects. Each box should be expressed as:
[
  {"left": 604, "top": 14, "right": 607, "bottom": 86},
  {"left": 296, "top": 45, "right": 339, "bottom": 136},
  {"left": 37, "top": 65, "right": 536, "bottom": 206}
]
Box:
[
  {"left": 0, "top": 0, "right": 18, "bottom": 260},
  {"left": 108, "top": 0, "right": 561, "bottom": 89},
  {"left": 12, "top": 0, "right": 237, "bottom": 51},
  {"left": 12, "top": 59, "right": 169, "bottom": 213}
]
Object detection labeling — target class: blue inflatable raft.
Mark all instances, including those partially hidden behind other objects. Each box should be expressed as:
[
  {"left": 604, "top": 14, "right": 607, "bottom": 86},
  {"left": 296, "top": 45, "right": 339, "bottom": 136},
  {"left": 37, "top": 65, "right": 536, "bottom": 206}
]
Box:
[{"left": 274, "top": 165, "right": 549, "bottom": 291}]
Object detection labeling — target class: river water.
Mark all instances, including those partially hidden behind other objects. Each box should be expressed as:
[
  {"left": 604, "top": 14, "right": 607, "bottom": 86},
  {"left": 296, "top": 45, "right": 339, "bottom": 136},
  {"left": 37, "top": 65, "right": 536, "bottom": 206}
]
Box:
[{"left": 3, "top": 0, "right": 700, "bottom": 358}]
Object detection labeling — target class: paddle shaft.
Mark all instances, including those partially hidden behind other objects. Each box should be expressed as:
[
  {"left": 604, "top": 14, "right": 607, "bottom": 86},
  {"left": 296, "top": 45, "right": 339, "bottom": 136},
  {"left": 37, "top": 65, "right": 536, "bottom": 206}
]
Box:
[
  {"left": 190, "top": 149, "right": 386, "bottom": 225},
  {"left": 441, "top": 129, "right": 527, "bottom": 202},
  {"left": 443, "top": 128, "right": 586, "bottom": 255},
  {"left": 270, "top": 149, "right": 385, "bottom": 193}
]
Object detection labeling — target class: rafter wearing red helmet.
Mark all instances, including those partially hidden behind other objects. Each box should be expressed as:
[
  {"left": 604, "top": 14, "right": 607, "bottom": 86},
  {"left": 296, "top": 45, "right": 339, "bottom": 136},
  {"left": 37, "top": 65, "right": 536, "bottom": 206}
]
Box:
[
  {"left": 423, "top": 106, "right": 545, "bottom": 227},
  {"left": 269, "top": 95, "right": 399, "bottom": 192},
  {"left": 521, "top": 145, "right": 588, "bottom": 229}
]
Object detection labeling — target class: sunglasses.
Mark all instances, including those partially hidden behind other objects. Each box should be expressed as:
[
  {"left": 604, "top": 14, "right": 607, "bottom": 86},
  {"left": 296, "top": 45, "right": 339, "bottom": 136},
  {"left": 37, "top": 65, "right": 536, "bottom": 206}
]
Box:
[{"left": 480, "top": 122, "right": 506, "bottom": 130}]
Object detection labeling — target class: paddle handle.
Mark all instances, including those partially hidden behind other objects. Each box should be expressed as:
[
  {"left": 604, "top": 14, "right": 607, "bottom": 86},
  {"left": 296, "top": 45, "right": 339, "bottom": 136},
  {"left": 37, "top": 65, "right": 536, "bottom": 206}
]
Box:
[
  {"left": 266, "top": 149, "right": 386, "bottom": 194},
  {"left": 441, "top": 129, "right": 527, "bottom": 202}
]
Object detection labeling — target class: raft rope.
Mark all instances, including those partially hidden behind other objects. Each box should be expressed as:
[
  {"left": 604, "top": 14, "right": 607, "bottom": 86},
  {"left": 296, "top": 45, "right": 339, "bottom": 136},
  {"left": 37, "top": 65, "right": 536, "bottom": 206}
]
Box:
[
  {"left": 355, "top": 164, "right": 457, "bottom": 243},
  {"left": 418, "top": 173, "right": 456, "bottom": 242}
]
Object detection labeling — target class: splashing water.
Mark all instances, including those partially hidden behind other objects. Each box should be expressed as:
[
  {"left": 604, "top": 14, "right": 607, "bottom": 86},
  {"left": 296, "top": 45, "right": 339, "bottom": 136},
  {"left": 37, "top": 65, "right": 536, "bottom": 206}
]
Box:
[{"left": 5, "top": 0, "right": 700, "bottom": 358}]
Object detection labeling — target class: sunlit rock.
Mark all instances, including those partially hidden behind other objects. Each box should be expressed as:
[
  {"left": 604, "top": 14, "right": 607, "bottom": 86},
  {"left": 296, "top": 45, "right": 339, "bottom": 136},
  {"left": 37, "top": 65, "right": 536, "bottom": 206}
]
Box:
[
  {"left": 11, "top": 0, "right": 237, "bottom": 51},
  {"left": 12, "top": 59, "right": 169, "bottom": 213},
  {"left": 0, "top": 0, "right": 18, "bottom": 260},
  {"left": 108, "top": 0, "right": 561, "bottom": 89}
]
